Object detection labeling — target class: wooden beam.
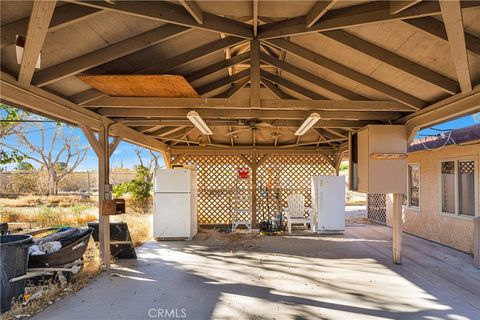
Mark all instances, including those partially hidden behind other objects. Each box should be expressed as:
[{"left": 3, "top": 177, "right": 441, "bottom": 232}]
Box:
[
  {"left": 186, "top": 52, "right": 250, "bottom": 82},
  {"left": 156, "top": 126, "right": 189, "bottom": 138},
  {"left": 1, "top": 3, "right": 101, "bottom": 49},
  {"left": 261, "top": 78, "right": 295, "bottom": 99},
  {"left": 86, "top": 96, "right": 412, "bottom": 112},
  {"left": 33, "top": 24, "right": 190, "bottom": 87},
  {"left": 109, "top": 136, "right": 122, "bottom": 156},
  {"left": 257, "top": 0, "right": 479, "bottom": 39},
  {"left": 216, "top": 78, "right": 250, "bottom": 98},
  {"left": 439, "top": 0, "right": 472, "bottom": 93},
  {"left": 18, "top": 1, "right": 57, "bottom": 85},
  {"left": 69, "top": 88, "right": 105, "bottom": 105},
  {"left": 146, "top": 126, "right": 178, "bottom": 137},
  {"left": 250, "top": 39, "right": 261, "bottom": 109},
  {"left": 306, "top": 0, "right": 337, "bottom": 28},
  {"left": 396, "top": 85, "right": 480, "bottom": 141},
  {"left": 120, "top": 119, "right": 374, "bottom": 129},
  {"left": 253, "top": 0, "right": 259, "bottom": 36},
  {"left": 404, "top": 17, "right": 480, "bottom": 57},
  {"left": 321, "top": 30, "right": 459, "bottom": 95},
  {"left": 98, "top": 107, "right": 402, "bottom": 121},
  {"left": 140, "top": 36, "right": 246, "bottom": 75},
  {"left": 196, "top": 69, "right": 250, "bottom": 95},
  {"left": 178, "top": 0, "right": 203, "bottom": 24},
  {"left": 1, "top": 71, "right": 169, "bottom": 154},
  {"left": 80, "top": 125, "right": 103, "bottom": 157},
  {"left": 390, "top": 1, "right": 422, "bottom": 15},
  {"left": 265, "top": 38, "right": 426, "bottom": 109},
  {"left": 260, "top": 70, "right": 327, "bottom": 100},
  {"left": 260, "top": 51, "right": 365, "bottom": 100},
  {"left": 170, "top": 146, "right": 337, "bottom": 155},
  {"left": 69, "top": 0, "right": 252, "bottom": 38}
]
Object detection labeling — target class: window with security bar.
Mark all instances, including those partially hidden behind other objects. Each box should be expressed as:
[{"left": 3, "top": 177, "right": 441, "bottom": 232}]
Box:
[{"left": 440, "top": 159, "right": 477, "bottom": 217}]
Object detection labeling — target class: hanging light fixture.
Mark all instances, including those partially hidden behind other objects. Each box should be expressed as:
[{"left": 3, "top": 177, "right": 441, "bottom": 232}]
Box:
[
  {"left": 187, "top": 111, "right": 213, "bottom": 135},
  {"left": 294, "top": 113, "right": 321, "bottom": 136}
]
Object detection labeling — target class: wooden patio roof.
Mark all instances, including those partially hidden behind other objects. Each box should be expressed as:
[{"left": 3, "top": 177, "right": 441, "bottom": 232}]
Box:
[{"left": 1, "top": 0, "right": 480, "bottom": 155}]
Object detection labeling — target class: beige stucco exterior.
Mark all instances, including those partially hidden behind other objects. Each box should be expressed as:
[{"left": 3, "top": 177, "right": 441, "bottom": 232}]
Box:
[{"left": 385, "top": 143, "right": 479, "bottom": 254}]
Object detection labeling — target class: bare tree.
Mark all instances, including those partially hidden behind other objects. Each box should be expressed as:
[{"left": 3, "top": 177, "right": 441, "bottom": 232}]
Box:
[
  {"left": 0, "top": 123, "right": 88, "bottom": 195},
  {"left": 133, "top": 147, "right": 162, "bottom": 181}
]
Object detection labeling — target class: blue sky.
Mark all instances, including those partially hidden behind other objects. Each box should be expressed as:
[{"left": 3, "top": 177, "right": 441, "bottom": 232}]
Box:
[
  {"left": 1, "top": 107, "right": 478, "bottom": 171},
  {"left": 0, "top": 113, "right": 166, "bottom": 170}
]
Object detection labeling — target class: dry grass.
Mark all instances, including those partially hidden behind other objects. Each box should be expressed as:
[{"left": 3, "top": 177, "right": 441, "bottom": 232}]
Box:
[
  {"left": 0, "top": 206, "right": 98, "bottom": 229},
  {"left": 0, "top": 195, "right": 95, "bottom": 208},
  {"left": 112, "top": 213, "right": 152, "bottom": 246}
]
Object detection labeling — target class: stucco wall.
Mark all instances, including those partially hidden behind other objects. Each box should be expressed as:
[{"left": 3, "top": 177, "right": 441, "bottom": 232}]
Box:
[{"left": 385, "top": 143, "right": 479, "bottom": 254}]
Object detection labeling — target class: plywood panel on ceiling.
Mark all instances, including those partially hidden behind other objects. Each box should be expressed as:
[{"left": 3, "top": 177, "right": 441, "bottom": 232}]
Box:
[{"left": 77, "top": 75, "right": 199, "bottom": 97}]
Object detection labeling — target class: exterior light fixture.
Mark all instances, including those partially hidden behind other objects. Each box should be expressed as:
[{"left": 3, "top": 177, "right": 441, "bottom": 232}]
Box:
[
  {"left": 294, "top": 113, "right": 321, "bottom": 136},
  {"left": 187, "top": 111, "right": 213, "bottom": 135}
]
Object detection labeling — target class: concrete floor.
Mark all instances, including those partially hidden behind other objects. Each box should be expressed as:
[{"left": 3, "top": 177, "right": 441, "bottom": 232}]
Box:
[{"left": 32, "top": 223, "right": 480, "bottom": 320}]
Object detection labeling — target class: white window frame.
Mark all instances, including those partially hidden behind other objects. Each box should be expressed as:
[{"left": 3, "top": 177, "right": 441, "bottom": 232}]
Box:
[
  {"left": 407, "top": 162, "right": 420, "bottom": 210},
  {"left": 438, "top": 156, "right": 478, "bottom": 219}
]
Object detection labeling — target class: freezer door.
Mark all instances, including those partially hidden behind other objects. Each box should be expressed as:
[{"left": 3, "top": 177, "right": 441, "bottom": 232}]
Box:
[
  {"left": 154, "top": 169, "right": 192, "bottom": 193},
  {"left": 313, "top": 176, "right": 345, "bottom": 233},
  {"left": 153, "top": 193, "right": 192, "bottom": 238}
]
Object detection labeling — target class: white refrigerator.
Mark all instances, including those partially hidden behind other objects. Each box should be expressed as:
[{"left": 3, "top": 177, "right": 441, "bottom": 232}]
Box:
[
  {"left": 311, "top": 176, "right": 345, "bottom": 234},
  {"left": 153, "top": 169, "right": 198, "bottom": 240}
]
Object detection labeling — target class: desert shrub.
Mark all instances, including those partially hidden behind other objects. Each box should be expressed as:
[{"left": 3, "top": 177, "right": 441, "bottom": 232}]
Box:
[{"left": 113, "top": 165, "right": 152, "bottom": 205}]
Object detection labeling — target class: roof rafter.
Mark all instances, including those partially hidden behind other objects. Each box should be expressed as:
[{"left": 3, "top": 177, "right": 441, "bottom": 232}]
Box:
[
  {"left": 264, "top": 38, "right": 426, "bottom": 109},
  {"left": 390, "top": 1, "right": 422, "bottom": 15},
  {"left": 33, "top": 24, "right": 190, "bottom": 87},
  {"left": 178, "top": 0, "right": 203, "bottom": 24},
  {"left": 140, "top": 36, "right": 246, "bottom": 74},
  {"left": 215, "top": 78, "right": 250, "bottom": 98},
  {"left": 321, "top": 29, "right": 459, "bottom": 95},
  {"left": 18, "top": 0, "right": 57, "bottom": 85},
  {"left": 404, "top": 17, "right": 480, "bottom": 57},
  {"left": 306, "top": 0, "right": 337, "bottom": 28},
  {"left": 261, "top": 78, "right": 295, "bottom": 99},
  {"left": 1, "top": 3, "right": 101, "bottom": 49},
  {"left": 439, "top": 0, "right": 471, "bottom": 93},
  {"left": 186, "top": 52, "right": 250, "bottom": 82},
  {"left": 68, "top": 0, "right": 252, "bottom": 38},
  {"left": 260, "top": 70, "right": 327, "bottom": 100},
  {"left": 260, "top": 51, "right": 365, "bottom": 100},
  {"left": 196, "top": 69, "right": 250, "bottom": 95},
  {"left": 257, "top": 0, "right": 479, "bottom": 39}
]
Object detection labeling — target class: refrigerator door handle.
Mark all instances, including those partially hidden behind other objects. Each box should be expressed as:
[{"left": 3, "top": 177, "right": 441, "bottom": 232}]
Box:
[{"left": 320, "top": 191, "right": 324, "bottom": 211}]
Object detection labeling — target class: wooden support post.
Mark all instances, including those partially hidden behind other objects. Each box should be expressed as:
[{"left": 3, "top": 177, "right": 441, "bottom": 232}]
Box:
[
  {"left": 81, "top": 125, "right": 111, "bottom": 270},
  {"left": 99, "top": 126, "right": 111, "bottom": 270},
  {"left": 334, "top": 152, "right": 343, "bottom": 176},
  {"left": 163, "top": 152, "right": 172, "bottom": 169},
  {"left": 392, "top": 193, "right": 403, "bottom": 264},
  {"left": 251, "top": 153, "right": 258, "bottom": 228},
  {"left": 474, "top": 217, "right": 480, "bottom": 268}
]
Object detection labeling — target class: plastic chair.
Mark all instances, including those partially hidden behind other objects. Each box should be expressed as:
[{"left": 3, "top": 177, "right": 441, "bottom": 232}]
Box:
[{"left": 284, "top": 194, "right": 314, "bottom": 234}]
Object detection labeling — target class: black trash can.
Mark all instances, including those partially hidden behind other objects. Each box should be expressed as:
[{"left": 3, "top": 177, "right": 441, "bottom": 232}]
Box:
[{"left": 0, "top": 234, "right": 33, "bottom": 313}]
